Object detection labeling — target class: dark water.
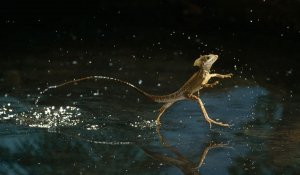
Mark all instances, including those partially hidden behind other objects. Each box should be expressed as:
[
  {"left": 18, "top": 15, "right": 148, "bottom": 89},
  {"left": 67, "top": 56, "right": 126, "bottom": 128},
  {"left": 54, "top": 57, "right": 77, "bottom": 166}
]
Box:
[{"left": 1, "top": 21, "right": 300, "bottom": 174}]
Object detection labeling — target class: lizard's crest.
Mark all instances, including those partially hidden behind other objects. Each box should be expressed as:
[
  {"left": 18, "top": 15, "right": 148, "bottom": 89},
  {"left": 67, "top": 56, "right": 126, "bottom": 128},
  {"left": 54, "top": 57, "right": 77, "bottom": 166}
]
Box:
[{"left": 193, "top": 54, "right": 218, "bottom": 72}]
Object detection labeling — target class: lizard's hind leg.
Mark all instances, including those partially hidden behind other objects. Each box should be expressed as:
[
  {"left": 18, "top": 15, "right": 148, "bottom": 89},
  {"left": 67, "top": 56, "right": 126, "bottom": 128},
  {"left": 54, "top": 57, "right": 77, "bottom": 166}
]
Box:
[
  {"left": 155, "top": 102, "right": 175, "bottom": 125},
  {"left": 184, "top": 93, "right": 232, "bottom": 129}
]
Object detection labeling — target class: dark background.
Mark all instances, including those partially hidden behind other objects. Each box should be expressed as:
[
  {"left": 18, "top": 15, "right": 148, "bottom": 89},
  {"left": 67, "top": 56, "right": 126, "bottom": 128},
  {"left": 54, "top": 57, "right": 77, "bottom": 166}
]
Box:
[
  {"left": 1, "top": 0, "right": 300, "bottom": 93},
  {"left": 2, "top": 0, "right": 300, "bottom": 34},
  {"left": 1, "top": 1, "right": 300, "bottom": 174}
]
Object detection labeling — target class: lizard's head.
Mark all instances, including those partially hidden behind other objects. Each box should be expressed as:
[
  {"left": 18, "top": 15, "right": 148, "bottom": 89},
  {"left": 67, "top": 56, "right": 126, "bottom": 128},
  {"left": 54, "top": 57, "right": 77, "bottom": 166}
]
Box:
[{"left": 193, "top": 54, "right": 218, "bottom": 72}]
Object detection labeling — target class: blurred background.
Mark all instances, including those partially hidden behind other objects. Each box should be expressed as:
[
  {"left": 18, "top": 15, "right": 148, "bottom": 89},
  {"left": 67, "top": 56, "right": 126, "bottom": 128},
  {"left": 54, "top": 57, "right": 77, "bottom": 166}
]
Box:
[
  {"left": 1, "top": 0, "right": 300, "bottom": 174},
  {"left": 1, "top": 0, "right": 300, "bottom": 94}
]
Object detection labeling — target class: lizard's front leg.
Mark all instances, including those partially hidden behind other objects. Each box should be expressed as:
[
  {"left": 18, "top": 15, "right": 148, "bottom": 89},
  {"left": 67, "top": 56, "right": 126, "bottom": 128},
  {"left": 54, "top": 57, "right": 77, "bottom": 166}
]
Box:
[
  {"left": 184, "top": 93, "right": 232, "bottom": 129},
  {"left": 202, "top": 81, "right": 219, "bottom": 88},
  {"left": 210, "top": 73, "right": 233, "bottom": 79}
]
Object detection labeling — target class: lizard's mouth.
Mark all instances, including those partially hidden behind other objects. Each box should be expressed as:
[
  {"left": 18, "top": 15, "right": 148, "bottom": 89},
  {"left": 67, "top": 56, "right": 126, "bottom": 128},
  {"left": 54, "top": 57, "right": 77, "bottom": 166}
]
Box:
[{"left": 203, "top": 55, "right": 218, "bottom": 71}]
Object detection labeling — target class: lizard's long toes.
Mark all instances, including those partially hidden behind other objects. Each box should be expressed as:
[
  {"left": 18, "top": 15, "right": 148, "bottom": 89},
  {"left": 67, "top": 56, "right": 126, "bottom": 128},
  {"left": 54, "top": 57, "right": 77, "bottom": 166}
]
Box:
[{"left": 222, "top": 123, "right": 233, "bottom": 127}]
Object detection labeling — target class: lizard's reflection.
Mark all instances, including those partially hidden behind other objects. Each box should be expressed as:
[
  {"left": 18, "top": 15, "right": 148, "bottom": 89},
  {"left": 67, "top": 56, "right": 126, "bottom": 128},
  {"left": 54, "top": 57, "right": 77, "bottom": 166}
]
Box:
[
  {"left": 58, "top": 125, "right": 229, "bottom": 175},
  {"left": 141, "top": 126, "right": 229, "bottom": 175}
]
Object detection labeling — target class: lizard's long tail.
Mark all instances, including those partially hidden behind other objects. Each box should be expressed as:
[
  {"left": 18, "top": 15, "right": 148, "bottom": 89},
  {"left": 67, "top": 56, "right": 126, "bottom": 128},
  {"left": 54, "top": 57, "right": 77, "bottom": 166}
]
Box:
[{"left": 35, "top": 76, "right": 154, "bottom": 105}]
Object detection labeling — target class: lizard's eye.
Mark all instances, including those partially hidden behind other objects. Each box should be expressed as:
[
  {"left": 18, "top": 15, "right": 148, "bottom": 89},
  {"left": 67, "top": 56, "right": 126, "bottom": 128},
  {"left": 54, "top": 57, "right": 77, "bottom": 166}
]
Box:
[{"left": 201, "top": 57, "right": 207, "bottom": 62}]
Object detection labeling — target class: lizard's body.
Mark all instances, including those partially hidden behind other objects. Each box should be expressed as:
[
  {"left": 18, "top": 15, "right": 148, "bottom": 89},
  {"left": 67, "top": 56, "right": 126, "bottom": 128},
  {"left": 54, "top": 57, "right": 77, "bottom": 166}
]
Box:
[{"left": 37, "top": 54, "right": 233, "bottom": 128}]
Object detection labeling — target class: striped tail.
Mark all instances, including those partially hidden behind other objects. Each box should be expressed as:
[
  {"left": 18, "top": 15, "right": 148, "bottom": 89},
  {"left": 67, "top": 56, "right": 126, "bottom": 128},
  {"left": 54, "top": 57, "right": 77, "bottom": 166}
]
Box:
[{"left": 35, "top": 76, "right": 154, "bottom": 105}]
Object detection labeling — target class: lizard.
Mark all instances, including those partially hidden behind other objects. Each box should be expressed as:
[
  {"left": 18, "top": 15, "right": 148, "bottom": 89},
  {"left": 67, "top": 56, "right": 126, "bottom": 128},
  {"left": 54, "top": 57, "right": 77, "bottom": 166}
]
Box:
[{"left": 36, "top": 54, "right": 233, "bottom": 128}]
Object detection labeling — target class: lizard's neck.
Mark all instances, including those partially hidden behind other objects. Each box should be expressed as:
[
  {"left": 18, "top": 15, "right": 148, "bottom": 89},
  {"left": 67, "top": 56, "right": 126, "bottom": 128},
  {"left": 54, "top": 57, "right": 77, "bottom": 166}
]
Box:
[
  {"left": 192, "top": 68, "right": 208, "bottom": 91},
  {"left": 202, "top": 69, "right": 210, "bottom": 79}
]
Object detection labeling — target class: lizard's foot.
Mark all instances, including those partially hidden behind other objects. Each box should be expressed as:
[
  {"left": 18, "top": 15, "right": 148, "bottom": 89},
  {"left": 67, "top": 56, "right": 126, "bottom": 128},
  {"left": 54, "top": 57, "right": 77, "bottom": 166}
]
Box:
[
  {"left": 213, "top": 81, "right": 219, "bottom": 85},
  {"left": 155, "top": 120, "right": 161, "bottom": 125},
  {"left": 224, "top": 73, "right": 233, "bottom": 78},
  {"left": 205, "top": 118, "right": 233, "bottom": 129}
]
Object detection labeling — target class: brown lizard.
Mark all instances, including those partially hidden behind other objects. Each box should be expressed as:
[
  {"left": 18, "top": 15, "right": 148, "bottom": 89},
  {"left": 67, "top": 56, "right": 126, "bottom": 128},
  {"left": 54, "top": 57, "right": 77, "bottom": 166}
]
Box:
[{"left": 36, "top": 54, "right": 233, "bottom": 128}]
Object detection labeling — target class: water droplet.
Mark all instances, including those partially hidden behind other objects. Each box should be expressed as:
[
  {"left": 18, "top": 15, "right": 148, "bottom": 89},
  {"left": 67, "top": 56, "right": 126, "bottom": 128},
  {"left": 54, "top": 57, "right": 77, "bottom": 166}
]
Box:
[{"left": 138, "top": 80, "right": 142, "bottom": 84}]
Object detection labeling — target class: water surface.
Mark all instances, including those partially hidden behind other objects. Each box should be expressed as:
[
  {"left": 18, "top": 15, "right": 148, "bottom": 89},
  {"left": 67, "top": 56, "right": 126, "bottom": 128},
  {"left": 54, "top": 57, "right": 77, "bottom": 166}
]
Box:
[{"left": 1, "top": 49, "right": 299, "bottom": 175}]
